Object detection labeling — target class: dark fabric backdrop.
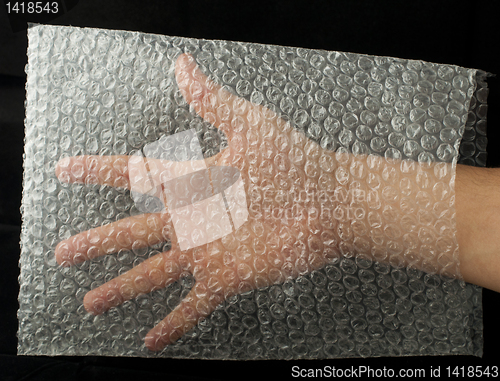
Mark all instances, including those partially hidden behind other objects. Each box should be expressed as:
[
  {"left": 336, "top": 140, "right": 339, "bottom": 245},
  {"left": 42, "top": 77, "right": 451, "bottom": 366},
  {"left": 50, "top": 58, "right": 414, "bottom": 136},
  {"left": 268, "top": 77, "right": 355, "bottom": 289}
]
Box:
[{"left": 1, "top": 1, "right": 499, "bottom": 380}]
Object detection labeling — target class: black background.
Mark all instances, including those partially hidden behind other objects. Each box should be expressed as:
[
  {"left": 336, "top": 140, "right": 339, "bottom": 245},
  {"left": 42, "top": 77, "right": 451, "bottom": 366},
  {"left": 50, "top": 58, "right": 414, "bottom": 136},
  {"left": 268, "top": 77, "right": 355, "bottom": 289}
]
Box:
[{"left": 1, "top": 1, "right": 499, "bottom": 380}]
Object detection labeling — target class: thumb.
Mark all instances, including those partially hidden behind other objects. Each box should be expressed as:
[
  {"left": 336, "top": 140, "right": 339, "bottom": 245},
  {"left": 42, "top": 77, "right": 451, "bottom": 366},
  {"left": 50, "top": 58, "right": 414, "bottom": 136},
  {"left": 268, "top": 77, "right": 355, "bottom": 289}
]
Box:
[
  {"left": 175, "top": 53, "right": 282, "bottom": 138},
  {"left": 144, "top": 281, "right": 223, "bottom": 351}
]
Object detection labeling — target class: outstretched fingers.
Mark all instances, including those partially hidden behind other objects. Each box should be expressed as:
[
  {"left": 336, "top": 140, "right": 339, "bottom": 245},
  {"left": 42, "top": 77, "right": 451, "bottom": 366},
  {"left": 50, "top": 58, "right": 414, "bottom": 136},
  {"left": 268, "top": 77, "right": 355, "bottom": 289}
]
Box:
[
  {"left": 82, "top": 244, "right": 225, "bottom": 352},
  {"left": 144, "top": 283, "right": 223, "bottom": 351},
  {"left": 83, "top": 246, "right": 187, "bottom": 315},
  {"left": 55, "top": 213, "right": 174, "bottom": 266}
]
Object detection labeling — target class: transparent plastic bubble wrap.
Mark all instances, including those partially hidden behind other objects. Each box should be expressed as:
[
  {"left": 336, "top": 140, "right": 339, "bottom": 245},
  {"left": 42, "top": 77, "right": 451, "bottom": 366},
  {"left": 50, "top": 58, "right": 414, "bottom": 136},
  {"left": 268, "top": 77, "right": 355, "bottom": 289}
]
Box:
[{"left": 18, "top": 24, "right": 490, "bottom": 358}]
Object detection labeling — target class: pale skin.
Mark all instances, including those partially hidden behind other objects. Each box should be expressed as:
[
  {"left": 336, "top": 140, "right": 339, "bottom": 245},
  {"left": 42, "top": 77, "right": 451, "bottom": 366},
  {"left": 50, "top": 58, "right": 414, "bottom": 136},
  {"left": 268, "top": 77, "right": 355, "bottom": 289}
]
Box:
[
  {"left": 54, "top": 53, "right": 497, "bottom": 351},
  {"left": 455, "top": 165, "right": 500, "bottom": 291}
]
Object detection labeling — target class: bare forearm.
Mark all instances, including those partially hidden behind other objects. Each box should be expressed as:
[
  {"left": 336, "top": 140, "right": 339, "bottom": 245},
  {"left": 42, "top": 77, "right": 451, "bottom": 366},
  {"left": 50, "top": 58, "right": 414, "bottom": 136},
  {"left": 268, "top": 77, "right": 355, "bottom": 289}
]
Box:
[{"left": 456, "top": 164, "right": 500, "bottom": 291}]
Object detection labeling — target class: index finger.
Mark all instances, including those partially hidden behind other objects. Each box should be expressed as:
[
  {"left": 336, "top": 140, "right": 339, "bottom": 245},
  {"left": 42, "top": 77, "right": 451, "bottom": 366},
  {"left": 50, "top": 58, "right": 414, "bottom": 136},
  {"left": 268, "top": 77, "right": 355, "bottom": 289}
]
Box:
[
  {"left": 55, "top": 155, "right": 131, "bottom": 188},
  {"left": 55, "top": 153, "right": 222, "bottom": 190}
]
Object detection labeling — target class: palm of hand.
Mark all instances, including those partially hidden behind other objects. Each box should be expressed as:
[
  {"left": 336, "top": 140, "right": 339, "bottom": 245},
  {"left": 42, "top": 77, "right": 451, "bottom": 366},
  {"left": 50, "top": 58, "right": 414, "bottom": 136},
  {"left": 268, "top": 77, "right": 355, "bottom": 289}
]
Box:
[{"left": 55, "top": 53, "right": 347, "bottom": 351}]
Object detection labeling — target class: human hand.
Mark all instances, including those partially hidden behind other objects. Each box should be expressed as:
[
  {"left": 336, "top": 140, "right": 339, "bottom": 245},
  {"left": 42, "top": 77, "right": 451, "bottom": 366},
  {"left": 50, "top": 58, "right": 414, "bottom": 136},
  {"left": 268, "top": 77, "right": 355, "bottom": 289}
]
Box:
[{"left": 54, "top": 53, "right": 456, "bottom": 351}]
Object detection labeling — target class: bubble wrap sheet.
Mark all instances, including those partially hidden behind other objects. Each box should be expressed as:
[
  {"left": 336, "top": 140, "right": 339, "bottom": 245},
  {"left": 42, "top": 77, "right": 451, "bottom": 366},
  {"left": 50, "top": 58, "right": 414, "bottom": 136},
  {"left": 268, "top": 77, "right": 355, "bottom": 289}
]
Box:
[{"left": 18, "top": 24, "right": 489, "bottom": 358}]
